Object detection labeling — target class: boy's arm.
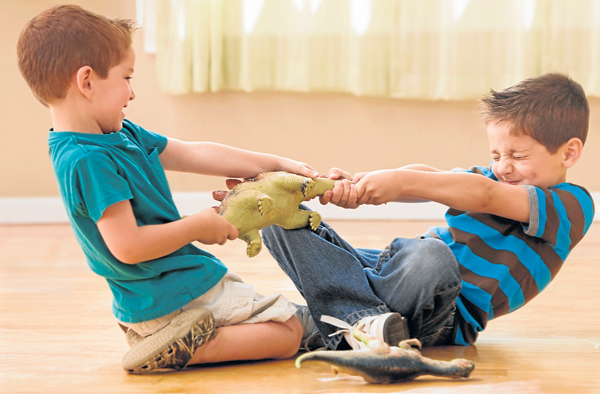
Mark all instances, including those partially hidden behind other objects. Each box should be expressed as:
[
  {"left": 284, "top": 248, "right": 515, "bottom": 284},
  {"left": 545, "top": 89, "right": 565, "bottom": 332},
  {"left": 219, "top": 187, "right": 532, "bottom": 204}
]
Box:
[
  {"left": 96, "top": 200, "right": 239, "bottom": 264},
  {"left": 320, "top": 165, "right": 443, "bottom": 207},
  {"left": 356, "top": 168, "right": 530, "bottom": 223},
  {"left": 158, "top": 138, "right": 319, "bottom": 179},
  {"left": 369, "top": 164, "right": 444, "bottom": 203}
]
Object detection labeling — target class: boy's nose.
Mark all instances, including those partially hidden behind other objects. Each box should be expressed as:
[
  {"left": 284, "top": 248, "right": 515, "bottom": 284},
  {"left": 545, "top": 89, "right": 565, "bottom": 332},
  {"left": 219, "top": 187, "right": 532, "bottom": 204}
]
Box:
[
  {"left": 497, "top": 157, "right": 513, "bottom": 175},
  {"left": 129, "top": 87, "right": 136, "bottom": 101}
]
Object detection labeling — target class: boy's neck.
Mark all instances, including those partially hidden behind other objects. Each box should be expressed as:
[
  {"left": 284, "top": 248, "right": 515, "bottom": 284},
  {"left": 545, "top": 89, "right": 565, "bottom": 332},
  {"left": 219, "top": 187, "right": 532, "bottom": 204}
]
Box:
[{"left": 49, "top": 99, "right": 104, "bottom": 134}]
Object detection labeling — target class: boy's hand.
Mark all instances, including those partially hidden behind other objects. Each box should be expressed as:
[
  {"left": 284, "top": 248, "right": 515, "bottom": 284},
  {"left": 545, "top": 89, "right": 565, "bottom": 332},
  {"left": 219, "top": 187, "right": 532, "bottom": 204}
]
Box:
[
  {"left": 356, "top": 169, "right": 401, "bottom": 205},
  {"left": 284, "top": 160, "right": 320, "bottom": 179},
  {"left": 192, "top": 207, "right": 239, "bottom": 245},
  {"left": 319, "top": 168, "right": 360, "bottom": 208}
]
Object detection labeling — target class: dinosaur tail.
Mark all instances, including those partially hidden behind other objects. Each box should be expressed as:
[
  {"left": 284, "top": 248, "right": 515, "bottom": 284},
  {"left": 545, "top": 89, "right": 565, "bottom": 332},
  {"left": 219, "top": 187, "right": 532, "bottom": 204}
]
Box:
[
  {"left": 419, "top": 358, "right": 475, "bottom": 379},
  {"left": 295, "top": 351, "right": 349, "bottom": 369}
]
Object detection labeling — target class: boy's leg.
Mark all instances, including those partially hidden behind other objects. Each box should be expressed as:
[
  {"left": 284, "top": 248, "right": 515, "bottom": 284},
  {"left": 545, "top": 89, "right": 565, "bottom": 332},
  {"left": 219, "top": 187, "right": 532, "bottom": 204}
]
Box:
[
  {"left": 189, "top": 316, "right": 303, "bottom": 364},
  {"left": 123, "top": 312, "right": 304, "bottom": 373},
  {"left": 262, "top": 219, "right": 398, "bottom": 350},
  {"left": 367, "top": 237, "right": 462, "bottom": 346},
  {"left": 122, "top": 273, "right": 306, "bottom": 373},
  {"left": 263, "top": 217, "right": 461, "bottom": 348}
]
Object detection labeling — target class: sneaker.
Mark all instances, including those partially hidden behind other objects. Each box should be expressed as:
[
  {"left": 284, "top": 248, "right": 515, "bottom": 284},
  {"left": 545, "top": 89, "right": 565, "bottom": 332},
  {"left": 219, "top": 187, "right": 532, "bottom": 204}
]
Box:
[
  {"left": 118, "top": 322, "right": 144, "bottom": 348},
  {"left": 121, "top": 308, "right": 217, "bottom": 374},
  {"left": 124, "top": 327, "right": 144, "bottom": 348},
  {"left": 294, "top": 304, "right": 326, "bottom": 351},
  {"left": 321, "top": 312, "right": 409, "bottom": 351}
]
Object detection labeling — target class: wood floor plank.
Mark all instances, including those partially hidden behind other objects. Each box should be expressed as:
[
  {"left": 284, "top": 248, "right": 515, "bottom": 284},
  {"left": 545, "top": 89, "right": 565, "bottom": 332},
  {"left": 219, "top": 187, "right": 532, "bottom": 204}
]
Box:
[{"left": 1, "top": 221, "right": 598, "bottom": 393}]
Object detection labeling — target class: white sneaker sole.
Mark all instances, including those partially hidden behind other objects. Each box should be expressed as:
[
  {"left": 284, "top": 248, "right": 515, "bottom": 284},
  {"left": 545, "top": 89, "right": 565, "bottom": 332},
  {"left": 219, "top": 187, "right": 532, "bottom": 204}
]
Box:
[
  {"left": 121, "top": 308, "right": 215, "bottom": 374},
  {"left": 379, "top": 313, "right": 409, "bottom": 346}
]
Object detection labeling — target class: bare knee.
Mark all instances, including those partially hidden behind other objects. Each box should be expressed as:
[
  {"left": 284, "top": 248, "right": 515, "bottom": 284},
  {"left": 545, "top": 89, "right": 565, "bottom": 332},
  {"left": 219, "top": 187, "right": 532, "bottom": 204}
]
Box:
[{"left": 276, "top": 316, "right": 303, "bottom": 359}]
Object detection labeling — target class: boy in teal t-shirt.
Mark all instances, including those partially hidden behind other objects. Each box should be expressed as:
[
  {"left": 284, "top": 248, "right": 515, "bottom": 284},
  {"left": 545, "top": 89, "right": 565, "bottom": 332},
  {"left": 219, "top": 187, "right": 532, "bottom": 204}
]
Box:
[
  {"left": 18, "top": 5, "right": 326, "bottom": 374},
  {"left": 48, "top": 120, "right": 229, "bottom": 324}
]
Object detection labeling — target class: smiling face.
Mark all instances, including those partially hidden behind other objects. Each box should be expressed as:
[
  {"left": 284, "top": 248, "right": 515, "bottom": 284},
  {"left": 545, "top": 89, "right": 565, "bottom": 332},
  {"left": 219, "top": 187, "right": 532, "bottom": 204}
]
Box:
[
  {"left": 486, "top": 121, "right": 569, "bottom": 188},
  {"left": 92, "top": 46, "right": 136, "bottom": 133}
]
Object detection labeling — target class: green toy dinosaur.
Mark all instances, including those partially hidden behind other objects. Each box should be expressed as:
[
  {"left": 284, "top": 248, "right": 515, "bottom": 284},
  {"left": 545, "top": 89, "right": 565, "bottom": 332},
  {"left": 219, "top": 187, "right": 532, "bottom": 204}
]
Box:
[
  {"left": 295, "top": 327, "right": 475, "bottom": 384},
  {"left": 213, "top": 172, "right": 336, "bottom": 257}
]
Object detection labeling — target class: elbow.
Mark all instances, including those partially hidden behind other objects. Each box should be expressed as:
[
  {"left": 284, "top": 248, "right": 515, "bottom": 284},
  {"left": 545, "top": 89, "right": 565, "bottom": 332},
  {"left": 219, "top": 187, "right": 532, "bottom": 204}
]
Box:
[
  {"left": 116, "top": 254, "right": 142, "bottom": 265},
  {"left": 106, "top": 243, "right": 144, "bottom": 265},
  {"left": 114, "top": 251, "right": 141, "bottom": 265},
  {"left": 100, "top": 227, "right": 151, "bottom": 265}
]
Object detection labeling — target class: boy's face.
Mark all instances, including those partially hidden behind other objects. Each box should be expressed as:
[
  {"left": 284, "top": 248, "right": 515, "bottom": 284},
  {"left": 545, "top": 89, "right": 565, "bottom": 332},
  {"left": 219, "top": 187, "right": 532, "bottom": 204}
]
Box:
[
  {"left": 92, "top": 46, "right": 136, "bottom": 133},
  {"left": 486, "top": 121, "right": 568, "bottom": 188}
]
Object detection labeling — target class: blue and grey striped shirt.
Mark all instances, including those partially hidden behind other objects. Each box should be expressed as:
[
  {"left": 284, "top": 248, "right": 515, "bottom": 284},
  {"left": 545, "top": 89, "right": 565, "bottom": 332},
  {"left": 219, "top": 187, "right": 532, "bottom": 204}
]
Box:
[{"left": 424, "top": 166, "right": 595, "bottom": 345}]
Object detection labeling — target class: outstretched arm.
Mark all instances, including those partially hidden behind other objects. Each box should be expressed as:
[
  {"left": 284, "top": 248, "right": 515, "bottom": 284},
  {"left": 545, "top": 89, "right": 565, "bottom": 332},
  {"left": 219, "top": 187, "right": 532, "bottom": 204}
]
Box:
[
  {"left": 159, "top": 138, "right": 319, "bottom": 179},
  {"left": 319, "top": 165, "right": 443, "bottom": 207},
  {"left": 97, "top": 200, "right": 239, "bottom": 264},
  {"left": 356, "top": 168, "right": 530, "bottom": 223}
]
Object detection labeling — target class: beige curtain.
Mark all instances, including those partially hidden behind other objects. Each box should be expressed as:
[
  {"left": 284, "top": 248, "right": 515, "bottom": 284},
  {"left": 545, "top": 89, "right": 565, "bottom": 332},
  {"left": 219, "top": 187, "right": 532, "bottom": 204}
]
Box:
[
  {"left": 542, "top": 0, "right": 600, "bottom": 97},
  {"left": 141, "top": 0, "right": 600, "bottom": 99}
]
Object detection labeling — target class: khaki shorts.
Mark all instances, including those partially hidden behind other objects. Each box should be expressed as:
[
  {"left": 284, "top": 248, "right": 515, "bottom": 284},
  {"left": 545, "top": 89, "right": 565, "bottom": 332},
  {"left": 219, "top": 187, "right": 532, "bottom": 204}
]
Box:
[{"left": 119, "top": 271, "right": 297, "bottom": 337}]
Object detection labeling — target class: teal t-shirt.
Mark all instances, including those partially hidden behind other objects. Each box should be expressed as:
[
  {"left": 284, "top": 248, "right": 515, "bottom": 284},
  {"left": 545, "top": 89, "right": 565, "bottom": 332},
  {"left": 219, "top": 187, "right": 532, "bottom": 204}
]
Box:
[{"left": 48, "top": 119, "right": 227, "bottom": 323}]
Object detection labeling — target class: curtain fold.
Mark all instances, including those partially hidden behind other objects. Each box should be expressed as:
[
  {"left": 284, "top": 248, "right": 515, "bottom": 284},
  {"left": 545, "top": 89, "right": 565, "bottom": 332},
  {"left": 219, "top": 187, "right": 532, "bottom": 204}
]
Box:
[{"left": 144, "top": 0, "right": 600, "bottom": 99}]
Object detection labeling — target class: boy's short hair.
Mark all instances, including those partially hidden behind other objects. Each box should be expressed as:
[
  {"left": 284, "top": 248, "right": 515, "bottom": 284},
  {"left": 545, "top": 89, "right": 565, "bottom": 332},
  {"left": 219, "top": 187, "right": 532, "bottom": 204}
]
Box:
[
  {"left": 479, "top": 73, "right": 589, "bottom": 153},
  {"left": 17, "top": 5, "right": 137, "bottom": 107}
]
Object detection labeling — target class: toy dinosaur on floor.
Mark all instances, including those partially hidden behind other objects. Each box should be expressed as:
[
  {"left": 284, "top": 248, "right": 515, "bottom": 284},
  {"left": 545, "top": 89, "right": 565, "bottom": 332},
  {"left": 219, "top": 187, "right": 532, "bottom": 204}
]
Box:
[
  {"left": 295, "top": 326, "right": 475, "bottom": 384},
  {"left": 213, "top": 172, "right": 336, "bottom": 257}
]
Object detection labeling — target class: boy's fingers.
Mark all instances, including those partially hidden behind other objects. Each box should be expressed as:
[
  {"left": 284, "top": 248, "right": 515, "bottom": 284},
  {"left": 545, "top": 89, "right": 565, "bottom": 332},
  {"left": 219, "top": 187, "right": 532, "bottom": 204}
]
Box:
[
  {"left": 328, "top": 168, "right": 352, "bottom": 181},
  {"left": 330, "top": 182, "right": 347, "bottom": 205},
  {"left": 348, "top": 184, "right": 359, "bottom": 208},
  {"left": 319, "top": 190, "right": 332, "bottom": 205},
  {"left": 355, "top": 184, "right": 367, "bottom": 204},
  {"left": 339, "top": 180, "right": 352, "bottom": 206}
]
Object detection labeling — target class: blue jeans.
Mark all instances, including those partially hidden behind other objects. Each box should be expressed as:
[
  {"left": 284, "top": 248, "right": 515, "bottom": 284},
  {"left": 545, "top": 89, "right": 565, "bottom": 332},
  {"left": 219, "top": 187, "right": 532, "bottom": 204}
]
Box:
[{"left": 262, "top": 214, "right": 462, "bottom": 349}]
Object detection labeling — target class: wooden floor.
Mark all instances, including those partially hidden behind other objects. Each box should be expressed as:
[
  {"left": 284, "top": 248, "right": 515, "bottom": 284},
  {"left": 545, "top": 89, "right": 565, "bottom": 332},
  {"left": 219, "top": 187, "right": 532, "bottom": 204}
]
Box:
[{"left": 1, "top": 221, "right": 599, "bottom": 394}]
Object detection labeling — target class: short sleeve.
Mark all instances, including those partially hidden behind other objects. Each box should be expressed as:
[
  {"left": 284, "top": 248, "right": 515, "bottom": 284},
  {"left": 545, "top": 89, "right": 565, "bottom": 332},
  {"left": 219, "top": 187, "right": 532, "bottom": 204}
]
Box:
[
  {"left": 522, "top": 184, "right": 594, "bottom": 256},
  {"left": 71, "top": 153, "right": 133, "bottom": 222},
  {"left": 121, "top": 119, "right": 168, "bottom": 154}
]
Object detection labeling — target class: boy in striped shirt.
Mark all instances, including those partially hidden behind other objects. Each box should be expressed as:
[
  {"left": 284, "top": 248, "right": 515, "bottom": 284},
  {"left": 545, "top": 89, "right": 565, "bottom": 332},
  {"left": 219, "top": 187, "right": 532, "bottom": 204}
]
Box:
[{"left": 263, "top": 73, "right": 595, "bottom": 348}]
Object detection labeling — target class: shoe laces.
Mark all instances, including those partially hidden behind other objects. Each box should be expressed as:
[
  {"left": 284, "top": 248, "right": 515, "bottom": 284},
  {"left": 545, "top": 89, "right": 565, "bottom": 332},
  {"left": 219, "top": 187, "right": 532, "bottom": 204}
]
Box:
[
  {"left": 321, "top": 314, "right": 389, "bottom": 338},
  {"left": 320, "top": 315, "right": 353, "bottom": 337}
]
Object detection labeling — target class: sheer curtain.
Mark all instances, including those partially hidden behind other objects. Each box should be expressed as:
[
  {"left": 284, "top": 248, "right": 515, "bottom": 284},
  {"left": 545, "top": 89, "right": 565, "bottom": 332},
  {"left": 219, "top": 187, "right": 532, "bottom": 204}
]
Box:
[{"left": 137, "top": 0, "right": 600, "bottom": 99}]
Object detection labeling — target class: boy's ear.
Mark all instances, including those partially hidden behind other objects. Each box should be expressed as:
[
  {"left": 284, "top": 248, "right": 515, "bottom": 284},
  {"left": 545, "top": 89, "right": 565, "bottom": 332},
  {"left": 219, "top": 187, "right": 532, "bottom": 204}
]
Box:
[
  {"left": 75, "top": 66, "right": 94, "bottom": 98},
  {"left": 562, "top": 137, "right": 583, "bottom": 169}
]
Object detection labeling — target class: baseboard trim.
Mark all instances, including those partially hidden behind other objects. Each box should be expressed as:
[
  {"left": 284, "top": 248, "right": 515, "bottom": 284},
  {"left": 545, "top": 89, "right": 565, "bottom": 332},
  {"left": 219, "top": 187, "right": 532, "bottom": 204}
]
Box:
[{"left": 1, "top": 191, "right": 597, "bottom": 224}]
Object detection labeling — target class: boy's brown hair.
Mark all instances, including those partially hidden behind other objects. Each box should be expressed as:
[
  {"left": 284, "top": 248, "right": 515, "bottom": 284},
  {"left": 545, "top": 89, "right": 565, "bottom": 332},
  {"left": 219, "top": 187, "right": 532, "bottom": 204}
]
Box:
[
  {"left": 17, "top": 5, "right": 137, "bottom": 107},
  {"left": 479, "top": 73, "right": 589, "bottom": 153}
]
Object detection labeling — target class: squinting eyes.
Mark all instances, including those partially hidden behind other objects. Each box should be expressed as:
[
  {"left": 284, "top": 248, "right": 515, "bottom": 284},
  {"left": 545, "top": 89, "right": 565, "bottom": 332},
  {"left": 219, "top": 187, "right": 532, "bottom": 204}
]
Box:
[{"left": 491, "top": 155, "right": 526, "bottom": 160}]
